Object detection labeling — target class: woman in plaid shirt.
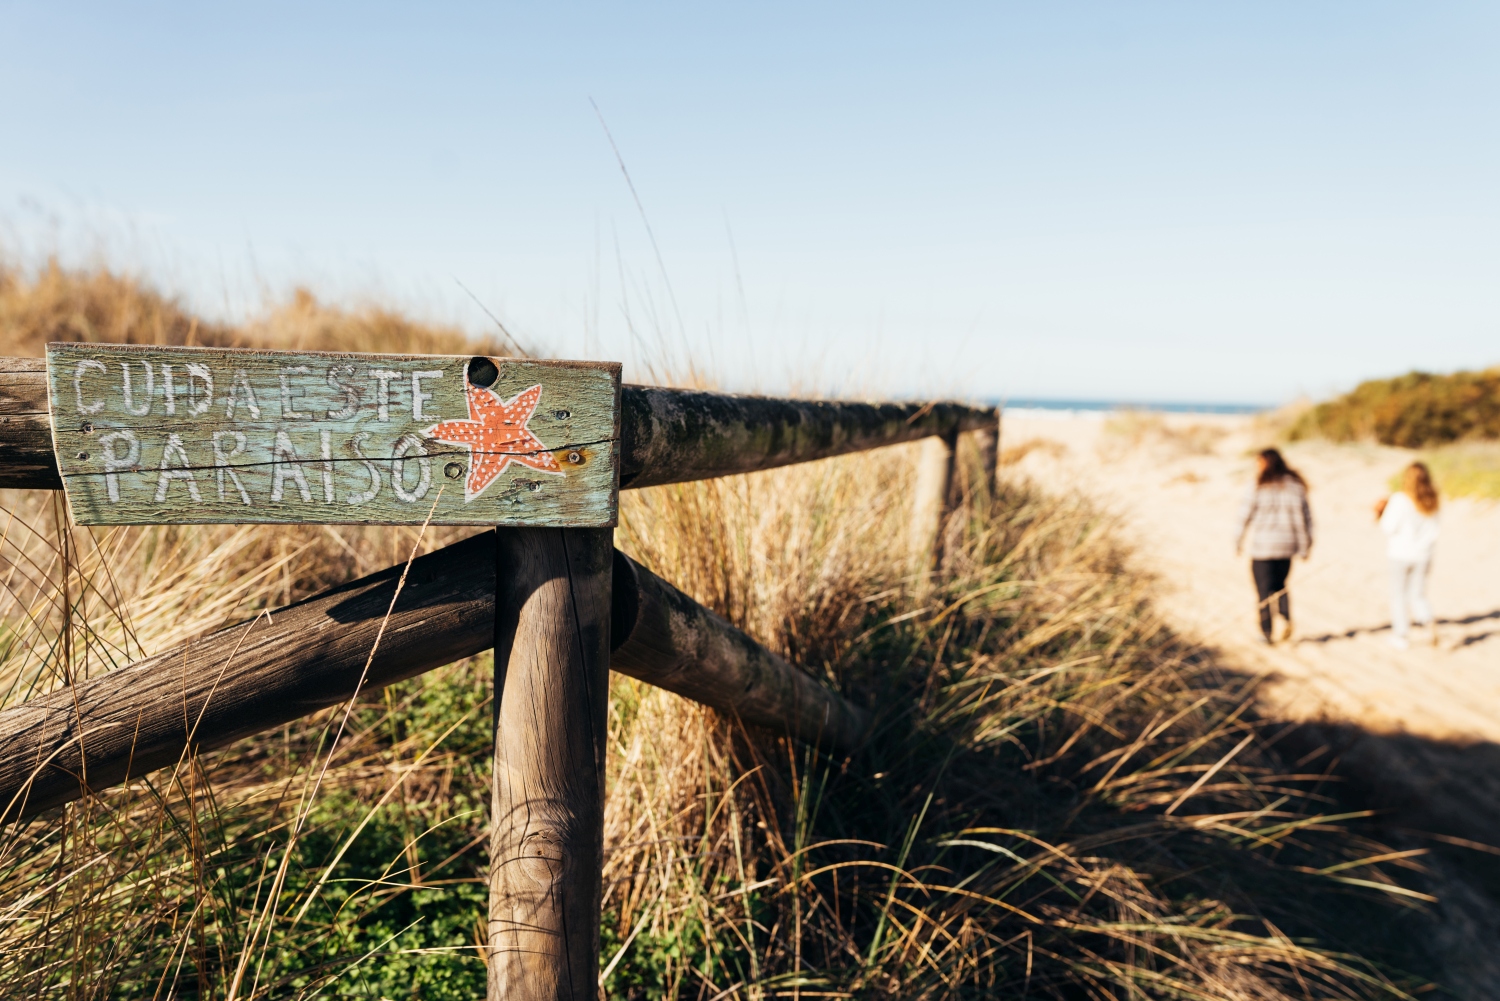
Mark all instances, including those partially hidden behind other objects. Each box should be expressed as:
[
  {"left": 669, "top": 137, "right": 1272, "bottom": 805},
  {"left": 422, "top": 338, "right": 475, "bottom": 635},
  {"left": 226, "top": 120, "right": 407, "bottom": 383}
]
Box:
[{"left": 1234, "top": 448, "right": 1313, "bottom": 643}]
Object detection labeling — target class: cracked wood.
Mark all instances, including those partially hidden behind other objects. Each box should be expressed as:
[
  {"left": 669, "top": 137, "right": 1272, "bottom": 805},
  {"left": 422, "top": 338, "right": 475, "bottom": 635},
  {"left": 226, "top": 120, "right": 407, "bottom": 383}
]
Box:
[{"left": 46, "top": 343, "right": 621, "bottom": 526}]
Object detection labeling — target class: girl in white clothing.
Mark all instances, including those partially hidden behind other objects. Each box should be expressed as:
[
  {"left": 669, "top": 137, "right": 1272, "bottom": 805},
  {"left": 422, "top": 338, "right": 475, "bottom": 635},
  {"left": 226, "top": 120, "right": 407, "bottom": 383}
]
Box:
[{"left": 1375, "top": 462, "right": 1440, "bottom": 649}]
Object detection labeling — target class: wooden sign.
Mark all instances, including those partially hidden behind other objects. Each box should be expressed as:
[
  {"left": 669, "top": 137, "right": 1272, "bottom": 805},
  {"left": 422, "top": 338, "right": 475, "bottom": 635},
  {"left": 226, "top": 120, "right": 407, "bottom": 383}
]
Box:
[{"left": 46, "top": 344, "right": 620, "bottom": 527}]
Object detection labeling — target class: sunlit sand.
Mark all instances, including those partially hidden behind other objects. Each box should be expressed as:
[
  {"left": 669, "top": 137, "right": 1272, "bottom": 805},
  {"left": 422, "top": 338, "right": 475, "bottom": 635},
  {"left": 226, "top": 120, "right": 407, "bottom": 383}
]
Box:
[{"left": 1005, "top": 410, "right": 1500, "bottom": 743}]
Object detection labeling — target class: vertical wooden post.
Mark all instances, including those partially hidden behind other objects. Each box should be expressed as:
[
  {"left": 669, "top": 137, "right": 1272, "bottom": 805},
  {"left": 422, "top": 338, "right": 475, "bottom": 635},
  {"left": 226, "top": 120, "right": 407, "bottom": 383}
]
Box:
[
  {"left": 909, "top": 429, "right": 958, "bottom": 574},
  {"left": 975, "top": 407, "right": 1000, "bottom": 498},
  {"left": 489, "top": 526, "right": 613, "bottom": 1001}
]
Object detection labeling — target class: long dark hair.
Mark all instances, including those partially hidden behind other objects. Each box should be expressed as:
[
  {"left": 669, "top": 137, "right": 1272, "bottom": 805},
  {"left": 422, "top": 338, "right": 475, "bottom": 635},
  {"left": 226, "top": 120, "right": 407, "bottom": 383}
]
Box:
[{"left": 1257, "top": 448, "right": 1306, "bottom": 487}]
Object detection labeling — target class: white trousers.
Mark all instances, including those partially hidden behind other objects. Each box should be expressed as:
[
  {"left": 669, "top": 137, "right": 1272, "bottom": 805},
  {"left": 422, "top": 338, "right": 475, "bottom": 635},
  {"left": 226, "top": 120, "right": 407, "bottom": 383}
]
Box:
[{"left": 1389, "top": 559, "right": 1432, "bottom": 638}]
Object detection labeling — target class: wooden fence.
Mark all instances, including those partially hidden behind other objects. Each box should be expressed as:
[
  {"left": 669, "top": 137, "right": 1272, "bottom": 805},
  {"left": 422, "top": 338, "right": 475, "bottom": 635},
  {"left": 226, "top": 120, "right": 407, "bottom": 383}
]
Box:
[{"left": 0, "top": 351, "right": 997, "bottom": 999}]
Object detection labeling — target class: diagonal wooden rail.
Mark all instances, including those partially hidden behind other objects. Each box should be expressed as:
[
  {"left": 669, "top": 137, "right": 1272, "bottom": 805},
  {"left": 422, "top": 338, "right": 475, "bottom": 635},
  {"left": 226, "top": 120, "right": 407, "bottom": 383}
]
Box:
[
  {"left": 0, "top": 531, "right": 868, "bottom": 824},
  {"left": 0, "top": 349, "right": 994, "bottom": 997}
]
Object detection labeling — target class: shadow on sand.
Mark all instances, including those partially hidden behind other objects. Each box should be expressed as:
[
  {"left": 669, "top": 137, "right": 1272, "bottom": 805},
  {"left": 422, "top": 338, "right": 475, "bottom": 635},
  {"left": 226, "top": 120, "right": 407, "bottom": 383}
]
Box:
[
  {"left": 1293, "top": 607, "right": 1500, "bottom": 649},
  {"left": 1265, "top": 695, "right": 1500, "bottom": 996}
]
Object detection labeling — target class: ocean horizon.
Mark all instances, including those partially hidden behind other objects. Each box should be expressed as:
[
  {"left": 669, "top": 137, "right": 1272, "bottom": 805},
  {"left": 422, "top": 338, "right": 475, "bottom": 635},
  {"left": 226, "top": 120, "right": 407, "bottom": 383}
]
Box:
[{"left": 992, "top": 398, "right": 1269, "bottom": 415}]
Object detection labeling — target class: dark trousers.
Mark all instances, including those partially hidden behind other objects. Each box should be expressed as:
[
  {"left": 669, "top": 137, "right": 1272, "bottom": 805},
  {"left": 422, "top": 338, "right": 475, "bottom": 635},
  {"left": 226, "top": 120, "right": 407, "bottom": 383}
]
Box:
[{"left": 1251, "top": 559, "right": 1292, "bottom": 638}]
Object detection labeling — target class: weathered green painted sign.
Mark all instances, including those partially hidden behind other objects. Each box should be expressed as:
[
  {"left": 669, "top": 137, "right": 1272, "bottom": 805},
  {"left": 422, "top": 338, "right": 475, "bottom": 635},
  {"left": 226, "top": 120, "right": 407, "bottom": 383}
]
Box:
[{"left": 46, "top": 344, "right": 620, "bottom": 526}]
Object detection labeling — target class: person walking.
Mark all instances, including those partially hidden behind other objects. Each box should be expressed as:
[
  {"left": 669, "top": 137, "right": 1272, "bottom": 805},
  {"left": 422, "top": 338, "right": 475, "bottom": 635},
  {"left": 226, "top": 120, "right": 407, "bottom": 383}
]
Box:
[
  {"left": 1376, "top": 462, "right": 1440, "bottom": 649},
  {"left": 1234, "top": 448, "right": 1313, "bottom": 643}
]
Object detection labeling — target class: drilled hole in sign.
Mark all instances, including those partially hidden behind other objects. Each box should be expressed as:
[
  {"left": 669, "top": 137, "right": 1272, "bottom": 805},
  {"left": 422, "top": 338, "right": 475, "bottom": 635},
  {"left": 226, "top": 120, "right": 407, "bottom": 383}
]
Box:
[
  {"left": 468, "top": 357, "right": 499, "bottom": 389},
  {"left": 444, "top": 462, "right": 465, "bottom": 479}
]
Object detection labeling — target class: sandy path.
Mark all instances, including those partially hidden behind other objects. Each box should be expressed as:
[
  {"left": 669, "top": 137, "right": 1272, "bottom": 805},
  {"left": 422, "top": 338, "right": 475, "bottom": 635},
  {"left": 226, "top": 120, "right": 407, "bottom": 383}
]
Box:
[{"left": 1003, "top": 412, "right": 1500, "bottom": 744}]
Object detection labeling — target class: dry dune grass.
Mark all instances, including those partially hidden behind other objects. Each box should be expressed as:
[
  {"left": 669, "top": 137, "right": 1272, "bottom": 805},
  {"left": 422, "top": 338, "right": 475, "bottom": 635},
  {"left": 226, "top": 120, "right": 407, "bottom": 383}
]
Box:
[
  {"left": 605, "top": 460, "right": 1436, "bottom": 999},
  {"left": 1099, "top": 411, "right": 1228, "bottom": 459},
  {"left": 0, "top": 264, "right": 1445, "bottom": 999},
  {"left": 999, "top": 436, "right": 1069, "bottom": 467},
  {"left": 0, "top": 258, "right": 505, "bottom": 358}
]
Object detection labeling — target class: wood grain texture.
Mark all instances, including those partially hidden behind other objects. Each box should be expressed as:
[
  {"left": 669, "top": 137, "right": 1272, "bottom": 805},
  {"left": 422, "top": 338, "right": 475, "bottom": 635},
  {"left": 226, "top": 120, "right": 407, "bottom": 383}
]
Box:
[
  {"left": 0, "top": 535, "right": 868, "bottom": 823},
  {"left": 610, "top": 551, "right": 869, "bottom": 752},
  {"left": 0, "top": 360, "right": 1000, "bottom": 495},
  {"left": 489, "top": 527, "right": 612, "bottom": 1001},
  {"left": 46, "top": 343, "right": 620, "bottom": 526},
  {"left": 0, "top": 531, "right": 495, "bottom": 823},
  {"left": 0, "top": 357, "right": 63, "bottom": 489},
  {"left": 909, "top": 430, "right": 959, "bottom": 573},
  {"left": 975, "top": 411, "right": 1000, "bottom": 496},
  {"left": 619, "top": 385, "right": 996, "bottom": 489}
]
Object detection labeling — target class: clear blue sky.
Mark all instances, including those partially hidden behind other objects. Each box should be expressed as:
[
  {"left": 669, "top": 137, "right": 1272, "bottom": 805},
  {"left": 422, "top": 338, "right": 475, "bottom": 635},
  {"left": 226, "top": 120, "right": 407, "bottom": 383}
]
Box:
[{"left": 3, "top": 2, "right": 1498, "bottom": 403}]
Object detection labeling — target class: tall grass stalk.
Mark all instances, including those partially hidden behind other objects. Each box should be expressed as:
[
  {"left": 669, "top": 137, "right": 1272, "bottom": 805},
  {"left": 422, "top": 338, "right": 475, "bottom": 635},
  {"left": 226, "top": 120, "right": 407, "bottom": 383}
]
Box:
[{"left": 0, "top": 264, "right": 1441, "bottom": 998}]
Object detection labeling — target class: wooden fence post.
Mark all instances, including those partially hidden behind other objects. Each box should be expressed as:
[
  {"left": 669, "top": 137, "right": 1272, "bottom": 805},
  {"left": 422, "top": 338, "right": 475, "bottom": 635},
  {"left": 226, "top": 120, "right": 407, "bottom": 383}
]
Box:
[
  {"left": 975, "top": 407, "right": 1000, "bottom": 498},
  {"left": 490, "top": 526, "right": 613, "bottom": 1001},
  {"left": 909, "top": 429, "right": 958, "bottom": 574},
  {"left": 0, "top": 534, "right": 873, "bottom": 822}
]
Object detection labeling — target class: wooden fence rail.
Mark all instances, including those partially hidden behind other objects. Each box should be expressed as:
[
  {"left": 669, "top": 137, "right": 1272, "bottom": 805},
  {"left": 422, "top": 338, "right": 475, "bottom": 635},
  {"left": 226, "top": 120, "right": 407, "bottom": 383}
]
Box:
[
  {"left": 0, "top": 357, "right": 996, "bottom": 491},
  {"left": 0, "top": 347, "right": 994, "bottom": 997},
  {"left": 619, "top": 384, "right": 996, "bottom": 488},
  {"left": 0, "top": 530, "right": 869, "bottom": 824}
]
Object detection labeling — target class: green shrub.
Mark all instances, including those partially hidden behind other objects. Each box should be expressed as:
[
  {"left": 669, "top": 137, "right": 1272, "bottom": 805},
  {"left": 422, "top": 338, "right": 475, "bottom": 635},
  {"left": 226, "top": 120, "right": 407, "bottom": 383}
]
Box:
[
  {"left": 1389, "top": 443, "right": 1500, "bottom": 500},
  {"left": 1289, "top": 367, "right": 1500, "bottom": 448}
]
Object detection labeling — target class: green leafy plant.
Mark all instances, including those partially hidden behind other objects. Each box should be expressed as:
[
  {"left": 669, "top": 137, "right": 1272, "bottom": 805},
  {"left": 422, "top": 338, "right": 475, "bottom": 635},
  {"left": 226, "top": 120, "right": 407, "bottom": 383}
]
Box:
[
  {"left": 0, "top": 265, "right": 1458, "bottom": 999},
  {"left": 1289, "top": 368, "right": 1500, "bottom": 448}
]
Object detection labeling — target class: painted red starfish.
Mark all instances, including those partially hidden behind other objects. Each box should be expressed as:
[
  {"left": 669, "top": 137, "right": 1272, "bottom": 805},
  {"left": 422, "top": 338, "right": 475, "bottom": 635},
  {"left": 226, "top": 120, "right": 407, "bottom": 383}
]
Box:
[{"left": 426, "top": 380, "right": 563, "bottom": 501}]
